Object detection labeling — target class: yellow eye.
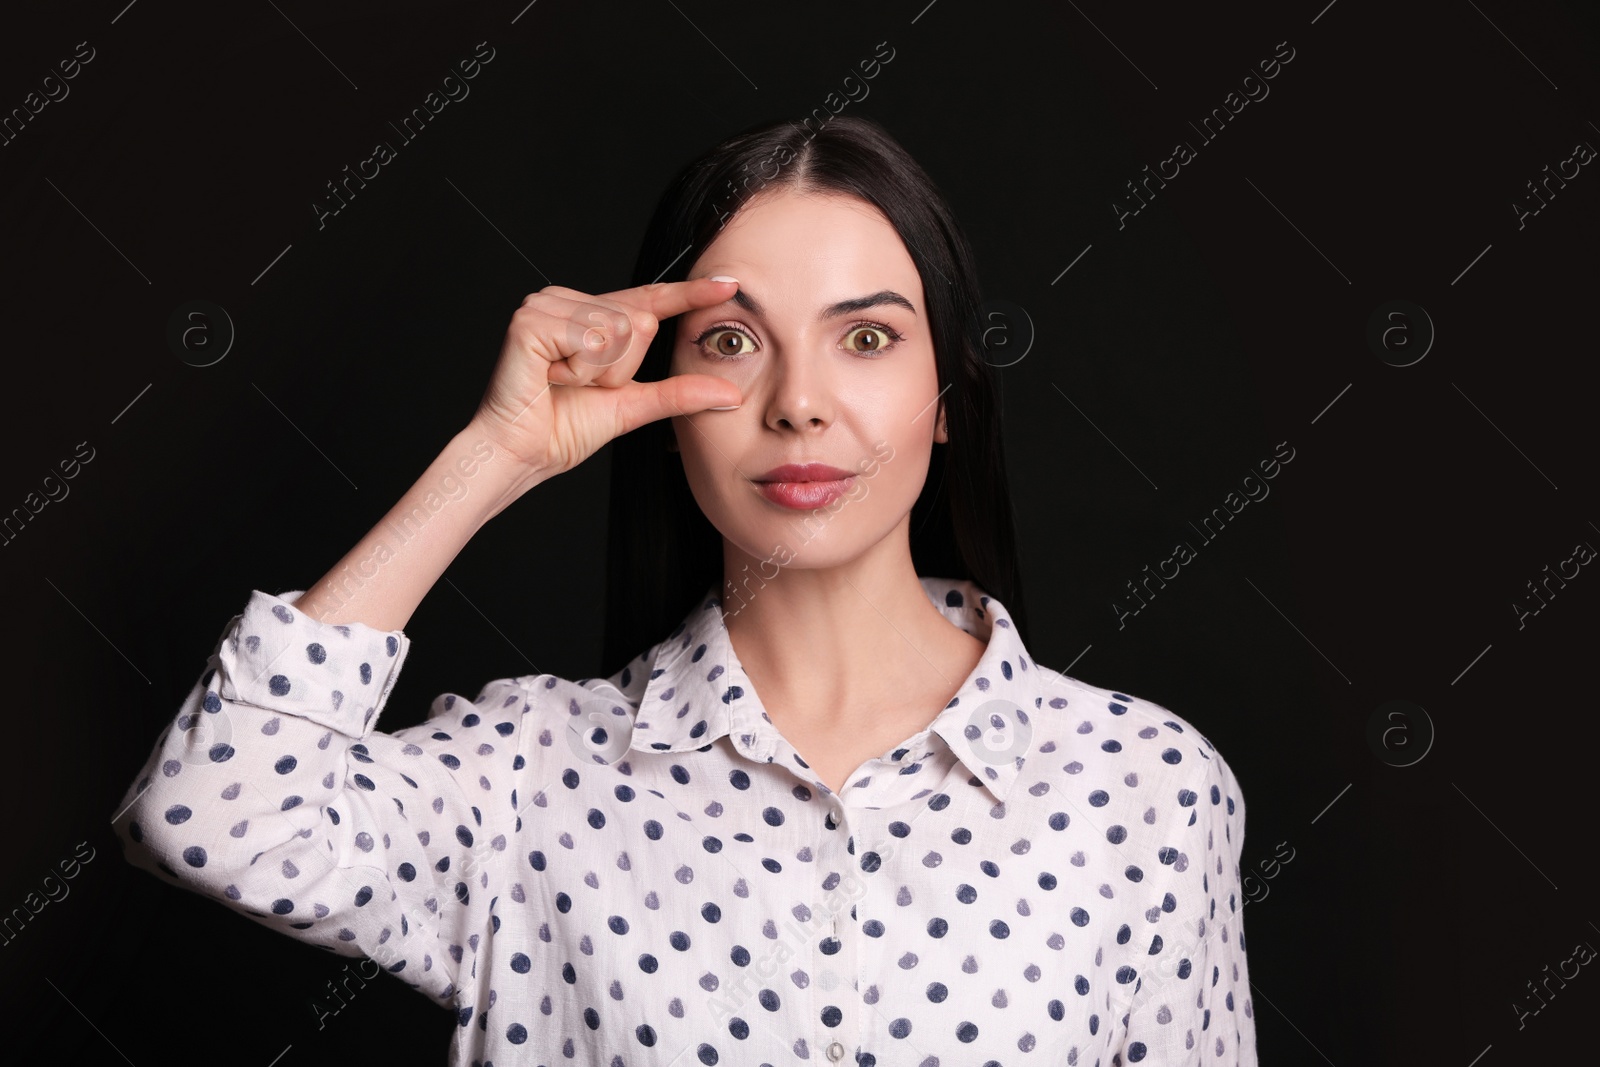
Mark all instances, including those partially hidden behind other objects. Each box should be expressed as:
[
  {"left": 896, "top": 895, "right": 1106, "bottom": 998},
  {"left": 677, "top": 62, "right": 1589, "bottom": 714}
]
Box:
[
  {"left": 697, "top": 326, "right": 757, "bottom": 360},
  {"left": 840, "top": 323, "right": 904, "bottom": 355}
]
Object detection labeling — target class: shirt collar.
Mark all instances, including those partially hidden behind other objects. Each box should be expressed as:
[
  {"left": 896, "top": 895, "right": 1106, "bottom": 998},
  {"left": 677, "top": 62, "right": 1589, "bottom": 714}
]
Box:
[{"left": 628, "top": 576, "right": 1044, "bottom": 804}]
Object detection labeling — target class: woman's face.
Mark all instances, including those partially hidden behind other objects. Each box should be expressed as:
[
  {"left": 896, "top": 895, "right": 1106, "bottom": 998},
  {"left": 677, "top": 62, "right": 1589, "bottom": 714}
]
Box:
[{"left": 668, "top": 187, "right": 947, "bottom": 573}]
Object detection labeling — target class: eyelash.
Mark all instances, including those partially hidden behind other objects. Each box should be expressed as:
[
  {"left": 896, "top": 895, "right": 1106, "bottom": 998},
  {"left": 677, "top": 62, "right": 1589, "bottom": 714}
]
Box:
[{"left": 689, "top": 320, "right": 906, "bottom": 361}]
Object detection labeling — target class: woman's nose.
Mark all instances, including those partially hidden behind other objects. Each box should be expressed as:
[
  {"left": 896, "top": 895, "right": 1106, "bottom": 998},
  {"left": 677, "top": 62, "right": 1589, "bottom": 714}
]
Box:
[{"left": 764, "top": 345, "right": 835, "bottom": 432}]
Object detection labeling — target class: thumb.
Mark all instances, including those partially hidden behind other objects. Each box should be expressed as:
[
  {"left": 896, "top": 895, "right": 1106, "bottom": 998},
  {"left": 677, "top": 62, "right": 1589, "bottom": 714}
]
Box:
[{"left": 611, "top": 375, "right": 743, "bottom": 436}]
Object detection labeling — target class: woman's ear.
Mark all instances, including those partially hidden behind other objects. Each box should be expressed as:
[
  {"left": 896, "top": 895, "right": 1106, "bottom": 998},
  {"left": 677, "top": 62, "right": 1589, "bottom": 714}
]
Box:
[{"left": 934, "top": 402, "right": 949, "bottom": 444}]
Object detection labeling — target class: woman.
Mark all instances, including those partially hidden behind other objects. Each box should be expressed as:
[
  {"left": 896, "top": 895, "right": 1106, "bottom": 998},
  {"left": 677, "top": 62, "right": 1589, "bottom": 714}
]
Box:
[{"left": 113, "top": 115, "right": 1256, "bottom": 1065}]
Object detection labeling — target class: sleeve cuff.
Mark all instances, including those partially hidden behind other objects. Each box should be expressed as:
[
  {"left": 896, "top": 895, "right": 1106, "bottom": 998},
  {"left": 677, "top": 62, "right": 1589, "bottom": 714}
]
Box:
[{"left": 215, "top": 588, "right": 411, "bottom": 737}]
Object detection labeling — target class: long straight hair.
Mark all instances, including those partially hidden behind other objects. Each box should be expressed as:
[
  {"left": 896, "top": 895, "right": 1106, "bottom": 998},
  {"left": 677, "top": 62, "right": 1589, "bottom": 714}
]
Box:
[{"left": 601, "top": 114, "right": 1027, "bottom": 672}]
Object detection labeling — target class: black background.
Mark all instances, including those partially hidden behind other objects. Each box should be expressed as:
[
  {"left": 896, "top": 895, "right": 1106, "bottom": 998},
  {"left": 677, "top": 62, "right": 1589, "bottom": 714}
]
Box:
[{"left": 2, "top": 0, "right": 1596, "bottom": 1062}]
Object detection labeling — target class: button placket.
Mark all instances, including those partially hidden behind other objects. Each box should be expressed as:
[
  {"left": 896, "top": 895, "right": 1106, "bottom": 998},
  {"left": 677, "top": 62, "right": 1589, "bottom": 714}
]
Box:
[
  {"left": 844, "top": 797, "right": 926, "bottom": 1060},
  {"left": 810, "top": 801, "right": 861, "bottom": 1063},
  {"left": 820, "top": 804, "right": 867, "bottom": 1062}
]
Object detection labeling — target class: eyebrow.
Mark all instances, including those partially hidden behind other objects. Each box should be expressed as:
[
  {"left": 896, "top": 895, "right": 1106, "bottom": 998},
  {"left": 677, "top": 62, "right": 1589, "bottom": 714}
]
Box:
[{"left": 726, "top": 287, "right": 917, "bottom": 319}]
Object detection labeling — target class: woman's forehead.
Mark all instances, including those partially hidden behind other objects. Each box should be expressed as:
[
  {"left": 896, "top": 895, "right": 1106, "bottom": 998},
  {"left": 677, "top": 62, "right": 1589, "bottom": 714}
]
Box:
[{"left": 690, "top": 193, "right": 922, "bottom": 314}]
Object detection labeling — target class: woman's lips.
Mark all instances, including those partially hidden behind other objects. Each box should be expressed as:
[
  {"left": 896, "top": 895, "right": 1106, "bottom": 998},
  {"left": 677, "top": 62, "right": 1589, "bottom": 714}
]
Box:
[
  {"left": 755, "top": 477, "right": 855, "bottom": 510},
  {"left": 755, "top": 463, "right": 854, "bottom": 482},
  {"left": 752, "top": 462, "right": 858, "bottom": 510}
]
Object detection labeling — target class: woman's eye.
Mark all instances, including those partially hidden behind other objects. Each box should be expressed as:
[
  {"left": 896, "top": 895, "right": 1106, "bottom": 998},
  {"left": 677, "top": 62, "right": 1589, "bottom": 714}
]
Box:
[
  {"left": 842, "top": 325, "right": 901, "bottom": 354},
  {"left": 700, "top": 328, "right": 756, "bottom": 359}
]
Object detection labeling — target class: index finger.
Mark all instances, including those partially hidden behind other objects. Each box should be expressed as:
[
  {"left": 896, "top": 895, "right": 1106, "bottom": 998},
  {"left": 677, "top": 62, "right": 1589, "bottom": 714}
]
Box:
[{"left": 605, "top": 275, "right": 740, "bottom": 323}]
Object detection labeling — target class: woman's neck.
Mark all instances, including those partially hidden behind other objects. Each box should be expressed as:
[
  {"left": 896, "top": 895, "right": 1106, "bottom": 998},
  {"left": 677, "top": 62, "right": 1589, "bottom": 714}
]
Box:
[{"left": 721, "top": 540, "right": 984, "bottom": 739}]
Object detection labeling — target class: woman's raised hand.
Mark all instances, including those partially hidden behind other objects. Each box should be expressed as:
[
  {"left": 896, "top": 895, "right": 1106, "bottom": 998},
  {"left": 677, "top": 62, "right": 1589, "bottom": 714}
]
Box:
[{"left": 469, "top": 278, "right": 743, "bottom": 478}]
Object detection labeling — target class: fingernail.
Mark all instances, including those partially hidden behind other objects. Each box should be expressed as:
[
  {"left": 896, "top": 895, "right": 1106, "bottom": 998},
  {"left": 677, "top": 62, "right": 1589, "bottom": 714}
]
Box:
[
  {"left": 708, "top": 275, "right": 738, "bottom": 283},
  {"left": 707, "top": 404, "right": 741, "bottom": 411}
]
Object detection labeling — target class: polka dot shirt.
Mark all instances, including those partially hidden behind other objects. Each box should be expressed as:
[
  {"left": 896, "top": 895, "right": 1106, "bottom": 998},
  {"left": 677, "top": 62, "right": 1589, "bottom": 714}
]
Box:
[{"left": 113, "top": 576, "right": 1256, "bottom": 1065}]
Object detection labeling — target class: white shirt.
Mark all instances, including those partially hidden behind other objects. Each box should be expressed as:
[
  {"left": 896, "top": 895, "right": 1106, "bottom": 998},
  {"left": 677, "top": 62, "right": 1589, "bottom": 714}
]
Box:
[{"left": 113, "top": 576, "right": 1257, "bottom": 1065}]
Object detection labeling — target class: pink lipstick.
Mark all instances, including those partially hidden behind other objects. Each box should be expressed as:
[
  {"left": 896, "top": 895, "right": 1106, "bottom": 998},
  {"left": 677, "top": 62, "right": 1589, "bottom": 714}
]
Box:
[{"left": 752, "top": 463, "right": 857, "bottom": 510}]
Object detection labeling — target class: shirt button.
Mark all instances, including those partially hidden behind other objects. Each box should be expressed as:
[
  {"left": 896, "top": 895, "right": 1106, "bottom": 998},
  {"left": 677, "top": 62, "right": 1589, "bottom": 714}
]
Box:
[{"left": 825, "top": 1041, "right": 845, "bottom": 1061}]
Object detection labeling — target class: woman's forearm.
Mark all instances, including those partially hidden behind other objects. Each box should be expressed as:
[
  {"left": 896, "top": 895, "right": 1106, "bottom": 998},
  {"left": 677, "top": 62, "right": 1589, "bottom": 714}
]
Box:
[{"left": 292, "top": 421, "right": 544, "bottom": 631}]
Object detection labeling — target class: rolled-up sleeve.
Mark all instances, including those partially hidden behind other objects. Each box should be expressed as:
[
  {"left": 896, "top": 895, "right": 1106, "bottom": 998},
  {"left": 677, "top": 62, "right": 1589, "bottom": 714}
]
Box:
[
  {"left": 1118, "top": 742, "right": 1257, "bottom": 1064},
  {"left": 111, "top": 588, "right": 532, "bottom": 1007}
]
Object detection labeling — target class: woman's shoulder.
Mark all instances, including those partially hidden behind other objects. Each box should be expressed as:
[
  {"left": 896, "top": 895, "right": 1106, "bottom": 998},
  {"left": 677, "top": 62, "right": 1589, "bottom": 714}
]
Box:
[
  {"left": 1028, "top": 664, "right": 1242, "bottom": 794},
  {"left": 434, "top": 639, "right": 663, "bottom": 768},
  {"left": 501, "top": 634, "right": 661, "bottom": 711}
]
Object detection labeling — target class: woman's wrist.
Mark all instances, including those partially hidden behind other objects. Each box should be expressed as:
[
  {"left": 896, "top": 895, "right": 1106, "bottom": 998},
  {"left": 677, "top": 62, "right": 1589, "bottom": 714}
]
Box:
[{"left": 454, "top": 419, "right": 549, "bottom": 528}]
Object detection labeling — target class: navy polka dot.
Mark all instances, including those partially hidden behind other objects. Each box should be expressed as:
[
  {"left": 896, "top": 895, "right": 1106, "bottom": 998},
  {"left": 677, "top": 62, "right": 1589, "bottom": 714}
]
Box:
[{"left": 111, "top": 578, "right": 1255, "bottom": 1063}]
